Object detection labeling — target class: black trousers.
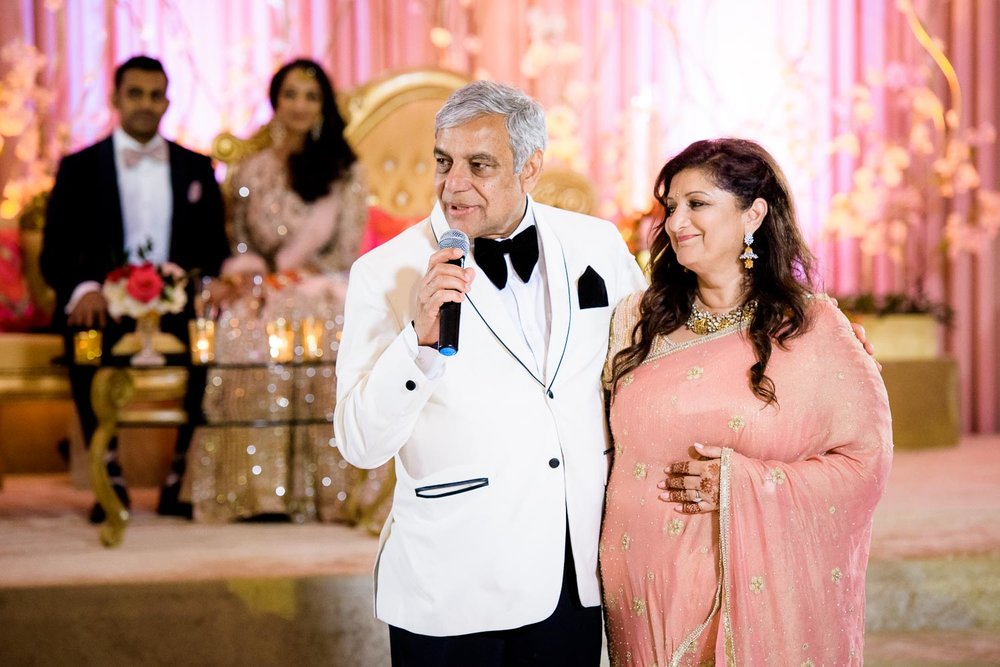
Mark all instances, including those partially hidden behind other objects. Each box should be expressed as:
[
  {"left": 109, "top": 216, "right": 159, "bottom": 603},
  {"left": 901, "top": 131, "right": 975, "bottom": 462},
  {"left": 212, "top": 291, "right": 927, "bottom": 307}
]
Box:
[
  {"left": 388, "top": 528, "right": 603, "bottom": 667},
  {"left": 64, "top": 312, "right": 207, "bottom": 488}
]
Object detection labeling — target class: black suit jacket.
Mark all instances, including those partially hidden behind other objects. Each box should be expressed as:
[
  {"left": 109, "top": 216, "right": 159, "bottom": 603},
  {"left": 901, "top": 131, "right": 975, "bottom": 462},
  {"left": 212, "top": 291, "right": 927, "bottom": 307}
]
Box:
[{"left": 40, "top": 135, "right": 229, "bottom": 332}]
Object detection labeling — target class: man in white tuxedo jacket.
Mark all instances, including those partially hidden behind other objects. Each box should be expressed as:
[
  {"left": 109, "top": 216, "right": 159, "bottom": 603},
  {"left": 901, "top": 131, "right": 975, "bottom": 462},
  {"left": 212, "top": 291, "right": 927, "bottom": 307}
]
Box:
[{"left": 334, "top": 81, "right": 646, "bottom": 666}]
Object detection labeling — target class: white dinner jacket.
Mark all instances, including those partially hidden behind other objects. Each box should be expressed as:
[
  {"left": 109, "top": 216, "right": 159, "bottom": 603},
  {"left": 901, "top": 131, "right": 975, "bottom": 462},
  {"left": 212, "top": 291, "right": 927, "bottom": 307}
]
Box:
[{"left": 334, "top": 196, "right": 647, "bottom": 637}]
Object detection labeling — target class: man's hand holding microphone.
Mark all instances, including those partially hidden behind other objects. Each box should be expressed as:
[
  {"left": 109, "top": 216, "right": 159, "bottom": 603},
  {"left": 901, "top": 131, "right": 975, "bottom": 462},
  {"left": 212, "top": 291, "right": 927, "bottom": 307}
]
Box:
[{"left": 414, "top": 230, "right": 474, "bottom": 355}]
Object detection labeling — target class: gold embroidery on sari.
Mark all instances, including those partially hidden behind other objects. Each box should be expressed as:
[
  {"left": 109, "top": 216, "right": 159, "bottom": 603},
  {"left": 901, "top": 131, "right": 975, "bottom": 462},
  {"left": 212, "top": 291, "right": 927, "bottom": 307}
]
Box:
[
  {"left": 721, "top": 447, "right": 736, "bottom": 665},
  {"left": 632, "top": 598, "right": 646, "bottom": 616},
  {"left": 669, "top": 447, "right": 733, "bottom": 667},
  {"left": 644, "top": 324, "right": 749, "bottom": 367}
]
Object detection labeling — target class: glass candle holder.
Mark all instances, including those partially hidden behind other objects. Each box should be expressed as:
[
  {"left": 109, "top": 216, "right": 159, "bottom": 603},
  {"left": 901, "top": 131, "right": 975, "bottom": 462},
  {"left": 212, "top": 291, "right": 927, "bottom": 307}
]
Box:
[
  {"left": 266, "top": 317, "right": 295, "bottom": 363},
  {"left": 188, "top": 318, "right": 216, "bottom": 365},
  {"left": 73, "top": 330, "right": 102, "bottom": 365},
  {"left": 301, "top": 316, "right": 324, "bottom": 360}
]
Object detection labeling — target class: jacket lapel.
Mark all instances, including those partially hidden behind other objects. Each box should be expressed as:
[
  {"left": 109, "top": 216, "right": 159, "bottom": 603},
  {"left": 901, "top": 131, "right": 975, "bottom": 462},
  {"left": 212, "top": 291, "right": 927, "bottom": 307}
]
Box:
[
  {"left": 97, "top": 137, "right": 126, "bottom": 266},
  {"left": 532, "top": 199, "right": 572, "bottom": 390},
  {"left": 430, "top": 206, "right": 538, "bottom": 377},
  {"left": 166, "top": 141, "right": 183, "bottom": 260}
]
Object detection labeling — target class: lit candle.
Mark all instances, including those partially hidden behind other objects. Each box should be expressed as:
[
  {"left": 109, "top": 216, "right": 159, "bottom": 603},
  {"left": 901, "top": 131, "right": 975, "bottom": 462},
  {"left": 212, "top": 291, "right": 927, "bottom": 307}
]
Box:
[
  {"left": 301, "top": 316, "right": 324, "bottom": 359},
  {"left": 73, "top": 330, "right": 102, "bottom": 365},
  {"left": 267, "top": 318, "right": 295, "bottom": 363},
  {"left": 188, "top": 318, "right": 216, "bottom": 365}
]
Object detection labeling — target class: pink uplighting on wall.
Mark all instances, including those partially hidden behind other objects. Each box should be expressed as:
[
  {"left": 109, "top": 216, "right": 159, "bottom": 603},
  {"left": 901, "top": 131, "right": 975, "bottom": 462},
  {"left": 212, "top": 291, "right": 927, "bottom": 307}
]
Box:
[{"left": 1, "top": 0, "right": 998, "bottom": 432}]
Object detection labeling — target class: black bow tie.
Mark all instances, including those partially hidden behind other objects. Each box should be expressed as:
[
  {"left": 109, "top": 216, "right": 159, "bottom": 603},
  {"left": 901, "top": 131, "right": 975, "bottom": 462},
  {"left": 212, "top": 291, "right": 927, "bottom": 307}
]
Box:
[{"left": 473, "top": 225, "right": 539, "bottom": 290}]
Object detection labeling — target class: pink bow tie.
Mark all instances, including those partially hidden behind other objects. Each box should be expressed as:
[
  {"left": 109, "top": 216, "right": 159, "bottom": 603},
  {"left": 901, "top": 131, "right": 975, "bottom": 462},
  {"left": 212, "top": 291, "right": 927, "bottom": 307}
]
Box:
[{"left": 122, "top": 142, "right": 168, "bottom": 168}]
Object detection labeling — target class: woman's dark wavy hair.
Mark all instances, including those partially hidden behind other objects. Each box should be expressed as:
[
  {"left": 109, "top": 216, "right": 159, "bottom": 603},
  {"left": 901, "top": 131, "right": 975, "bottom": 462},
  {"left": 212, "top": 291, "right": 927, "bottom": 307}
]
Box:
[
  {"left": 269, "top": 58, "right": 357, "bottom": 203},
  {"left": 610, "top": 138, "right": 817, "bottom": 405}
]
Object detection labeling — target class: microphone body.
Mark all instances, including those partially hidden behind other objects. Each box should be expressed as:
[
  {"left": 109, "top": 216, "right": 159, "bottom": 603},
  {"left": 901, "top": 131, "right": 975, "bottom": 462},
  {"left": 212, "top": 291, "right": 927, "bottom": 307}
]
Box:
[{"left": 437, "top": 230, "right": 470, "bottom": 356}]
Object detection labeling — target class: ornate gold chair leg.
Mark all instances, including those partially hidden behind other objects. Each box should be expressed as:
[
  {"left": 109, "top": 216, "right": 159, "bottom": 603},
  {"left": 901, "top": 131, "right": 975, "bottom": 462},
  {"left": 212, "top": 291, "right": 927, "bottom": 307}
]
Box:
[{"left": 89, "top": 369, "right": 134, "bottom": 547}]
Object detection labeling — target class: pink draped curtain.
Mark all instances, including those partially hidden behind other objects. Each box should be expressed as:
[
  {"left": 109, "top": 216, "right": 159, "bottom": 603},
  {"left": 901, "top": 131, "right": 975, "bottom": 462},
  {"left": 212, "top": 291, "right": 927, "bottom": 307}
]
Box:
[
  {"left": 0, "top": 0, "right": 997, "bottom": 432},
  {"left": 822, "top": 1, "right": 1000, "bottom": 433}
]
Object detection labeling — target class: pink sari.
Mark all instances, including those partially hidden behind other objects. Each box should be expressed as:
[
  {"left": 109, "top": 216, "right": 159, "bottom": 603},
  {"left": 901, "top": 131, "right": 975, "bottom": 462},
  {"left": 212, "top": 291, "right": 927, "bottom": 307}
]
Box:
[{"left": 600, "top": 294, "right": 892, "bottom": 666}]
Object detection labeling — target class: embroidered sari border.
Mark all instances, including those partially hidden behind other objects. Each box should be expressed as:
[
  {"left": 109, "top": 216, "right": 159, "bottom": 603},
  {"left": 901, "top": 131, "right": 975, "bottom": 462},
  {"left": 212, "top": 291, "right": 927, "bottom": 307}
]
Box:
[
  {"left": 642, "top": 324, "right": 748, "bottom": 367},
  {"left": 720, "top": 446, "right": 736, "bottom": 665}
]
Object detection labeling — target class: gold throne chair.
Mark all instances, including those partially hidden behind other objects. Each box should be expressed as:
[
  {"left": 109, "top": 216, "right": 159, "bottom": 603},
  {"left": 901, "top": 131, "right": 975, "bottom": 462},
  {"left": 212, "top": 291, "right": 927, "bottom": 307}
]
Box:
[
  {"left": 212, "top": 67, "right": 596, "bottom": 225},
  {"left": 206, "top": 69, "right": 598, "bottom": 532}
]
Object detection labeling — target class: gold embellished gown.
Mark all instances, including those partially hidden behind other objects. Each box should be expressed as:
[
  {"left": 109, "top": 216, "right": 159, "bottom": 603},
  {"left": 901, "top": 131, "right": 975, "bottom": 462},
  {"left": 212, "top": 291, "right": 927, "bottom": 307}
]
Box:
[
  {"left": 190, "top": 150, "right": 390, "bottom": 525},
  {"left": 600, "top": 292, "right": 892, "bottom": 666}
]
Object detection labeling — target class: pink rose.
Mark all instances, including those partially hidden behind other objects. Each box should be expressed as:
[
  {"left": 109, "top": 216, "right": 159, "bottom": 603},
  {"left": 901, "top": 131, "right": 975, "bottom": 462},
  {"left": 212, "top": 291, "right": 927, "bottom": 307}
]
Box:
[{"left": 125, "top": 263, "right": 164, "bottom": 303}]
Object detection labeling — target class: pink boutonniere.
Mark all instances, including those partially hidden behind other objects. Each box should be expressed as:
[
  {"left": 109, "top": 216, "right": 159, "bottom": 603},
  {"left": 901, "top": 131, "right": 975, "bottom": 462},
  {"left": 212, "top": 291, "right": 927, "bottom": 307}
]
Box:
[{"left": 187, "top": 180, "right": 203, "bottom": 204}]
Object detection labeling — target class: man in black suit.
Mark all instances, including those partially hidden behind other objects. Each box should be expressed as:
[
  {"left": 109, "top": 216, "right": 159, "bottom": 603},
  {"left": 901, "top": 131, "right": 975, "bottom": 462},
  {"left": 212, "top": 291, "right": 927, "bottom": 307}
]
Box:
[{"left": 40, "top": 55, "right": 230, "bottom": 522}]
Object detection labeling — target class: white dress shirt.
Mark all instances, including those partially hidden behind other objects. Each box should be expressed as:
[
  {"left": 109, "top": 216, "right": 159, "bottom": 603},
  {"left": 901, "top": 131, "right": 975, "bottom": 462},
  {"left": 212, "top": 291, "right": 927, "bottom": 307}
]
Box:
[
  {"left": 66, "top": 128, "right": 173, "bottom": 313},
  {"left": 113, "top": 127, "right": 172, "bottom": 265}
]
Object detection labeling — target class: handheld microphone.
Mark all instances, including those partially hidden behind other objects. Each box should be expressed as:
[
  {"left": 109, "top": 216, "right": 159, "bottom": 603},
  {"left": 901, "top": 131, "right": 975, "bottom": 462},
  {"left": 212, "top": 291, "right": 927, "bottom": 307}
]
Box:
[{"left": 437, "top": 229, "right": 470, "bottom": 356}]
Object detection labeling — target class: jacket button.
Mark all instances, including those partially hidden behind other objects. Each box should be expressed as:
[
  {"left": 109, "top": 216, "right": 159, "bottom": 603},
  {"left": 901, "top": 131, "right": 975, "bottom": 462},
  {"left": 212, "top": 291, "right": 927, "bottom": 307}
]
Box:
[
  {"left": 549, "top": 458, "right": 560, "bottom": 468},
  {"left": 405, "top": 380, "right": 416, "bottom": 391}
]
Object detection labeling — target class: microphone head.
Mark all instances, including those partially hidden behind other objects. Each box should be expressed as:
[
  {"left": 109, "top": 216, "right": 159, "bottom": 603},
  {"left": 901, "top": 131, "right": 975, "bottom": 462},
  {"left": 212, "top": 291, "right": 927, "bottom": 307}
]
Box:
[{"left": 439, "top": 229, "right": 470, "bottom": 257}]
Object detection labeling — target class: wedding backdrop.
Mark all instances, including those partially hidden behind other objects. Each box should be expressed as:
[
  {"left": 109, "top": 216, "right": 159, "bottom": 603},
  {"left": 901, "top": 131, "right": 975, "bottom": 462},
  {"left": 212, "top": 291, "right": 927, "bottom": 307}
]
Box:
[{"left": 1, "top": 0, "right": 998, "bottom": 432}]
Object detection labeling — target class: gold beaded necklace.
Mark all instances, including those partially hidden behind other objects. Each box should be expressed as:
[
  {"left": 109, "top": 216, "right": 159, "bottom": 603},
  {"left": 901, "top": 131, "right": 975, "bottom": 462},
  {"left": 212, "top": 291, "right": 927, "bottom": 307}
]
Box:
[{"left": 685, "top": 298, "right": 757, "bottom": 335}]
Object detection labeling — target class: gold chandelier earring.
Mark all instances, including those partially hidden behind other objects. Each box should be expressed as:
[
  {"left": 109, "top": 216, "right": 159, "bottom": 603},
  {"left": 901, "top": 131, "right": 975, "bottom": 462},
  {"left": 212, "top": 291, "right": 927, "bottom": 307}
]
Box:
[{"left": 739, "top": 231, "right": 758, "bottom": 269}]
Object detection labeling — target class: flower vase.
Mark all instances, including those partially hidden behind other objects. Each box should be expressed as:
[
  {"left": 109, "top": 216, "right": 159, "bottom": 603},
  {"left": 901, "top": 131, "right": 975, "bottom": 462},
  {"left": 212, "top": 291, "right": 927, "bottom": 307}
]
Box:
[{"left": 132, "top": 311, "right": 166, "bottom": 366}]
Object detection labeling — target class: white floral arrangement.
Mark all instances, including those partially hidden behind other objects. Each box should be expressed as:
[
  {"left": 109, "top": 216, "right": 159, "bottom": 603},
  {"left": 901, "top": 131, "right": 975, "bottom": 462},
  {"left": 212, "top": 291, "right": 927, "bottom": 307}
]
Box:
[{"left": 102, "top": 260, "right": 188, "bottom": 319}]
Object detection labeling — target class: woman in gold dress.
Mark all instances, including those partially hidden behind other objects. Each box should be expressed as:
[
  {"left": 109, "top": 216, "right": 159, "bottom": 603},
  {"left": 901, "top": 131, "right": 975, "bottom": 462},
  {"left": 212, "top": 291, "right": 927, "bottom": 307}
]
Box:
[{"left": 191, "top": 59, "right": 387, "bottom": 524}]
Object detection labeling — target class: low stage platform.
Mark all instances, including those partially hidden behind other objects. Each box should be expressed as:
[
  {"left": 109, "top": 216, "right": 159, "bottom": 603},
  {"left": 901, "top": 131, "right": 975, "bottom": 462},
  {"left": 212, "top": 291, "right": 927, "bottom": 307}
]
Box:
[{"left": 1, "top": 436, "right": 999, "bottom": 666}]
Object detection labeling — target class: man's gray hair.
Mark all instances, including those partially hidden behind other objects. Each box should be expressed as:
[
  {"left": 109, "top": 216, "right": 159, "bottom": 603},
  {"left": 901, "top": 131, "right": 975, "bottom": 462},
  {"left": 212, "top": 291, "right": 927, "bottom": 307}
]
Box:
[{"left": 435, "top": 80, "right": 547, "bottom": 174}]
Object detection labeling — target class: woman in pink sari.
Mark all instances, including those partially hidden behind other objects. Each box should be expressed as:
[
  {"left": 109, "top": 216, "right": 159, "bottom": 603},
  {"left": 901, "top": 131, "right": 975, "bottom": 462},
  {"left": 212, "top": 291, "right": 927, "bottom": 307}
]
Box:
[{"left": 601, "top": 138, "right": 892, "bottom": 666}]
